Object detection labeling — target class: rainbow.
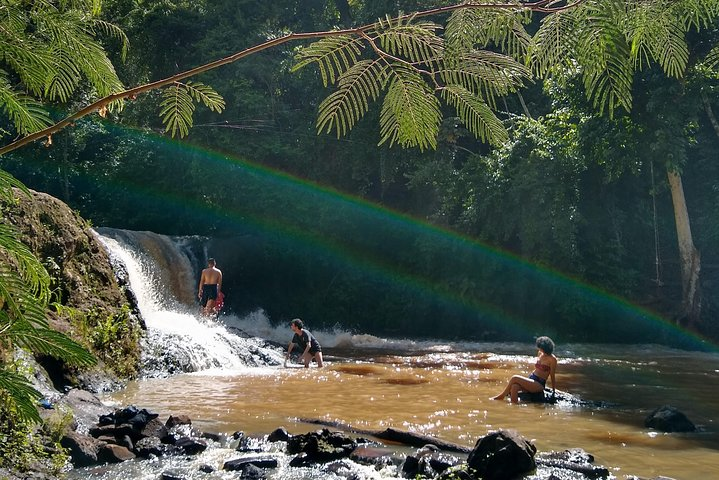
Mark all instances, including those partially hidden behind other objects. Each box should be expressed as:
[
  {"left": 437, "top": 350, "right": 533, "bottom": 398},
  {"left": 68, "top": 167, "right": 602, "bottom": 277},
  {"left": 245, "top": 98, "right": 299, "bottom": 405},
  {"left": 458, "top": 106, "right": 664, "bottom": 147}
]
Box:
[{"left": 5, "top": 123, "right": 715, "bottom": 351}]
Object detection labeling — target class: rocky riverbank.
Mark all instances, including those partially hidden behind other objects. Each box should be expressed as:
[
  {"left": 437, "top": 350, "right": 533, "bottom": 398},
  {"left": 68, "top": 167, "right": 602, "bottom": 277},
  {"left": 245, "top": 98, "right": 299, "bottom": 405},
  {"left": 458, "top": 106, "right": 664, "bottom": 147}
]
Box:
[{"left": 57, "top": 391, "right": 615, "bottom": 480}]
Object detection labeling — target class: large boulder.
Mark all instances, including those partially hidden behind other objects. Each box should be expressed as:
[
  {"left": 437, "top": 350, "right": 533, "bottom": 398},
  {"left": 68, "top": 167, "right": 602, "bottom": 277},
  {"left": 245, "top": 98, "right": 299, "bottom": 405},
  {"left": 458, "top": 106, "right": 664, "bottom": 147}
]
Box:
[
  {"left": 645, "top": 405, "right": 696, "bottom": 432},
  {"left": 467, "top": 429, "right": 537, "bottom": 480},
  {"left": 2, "top": 189, "right": 144, "bottom": 388}
]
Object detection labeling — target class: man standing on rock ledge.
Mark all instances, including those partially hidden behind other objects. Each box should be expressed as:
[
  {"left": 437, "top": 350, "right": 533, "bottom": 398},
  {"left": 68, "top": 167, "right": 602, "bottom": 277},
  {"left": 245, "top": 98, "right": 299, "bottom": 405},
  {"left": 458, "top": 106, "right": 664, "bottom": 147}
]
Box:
[{"left": 198, "top": 258, "right": 222, "bottom": 316}]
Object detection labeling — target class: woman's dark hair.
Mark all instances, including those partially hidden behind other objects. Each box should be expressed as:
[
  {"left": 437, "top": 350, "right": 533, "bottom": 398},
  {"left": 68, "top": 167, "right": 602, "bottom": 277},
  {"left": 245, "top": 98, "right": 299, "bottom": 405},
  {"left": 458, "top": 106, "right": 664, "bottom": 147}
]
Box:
[
  {"left": 291, "top": 318, "right": 304, "bottom": 329},
  {"left": 536, "top": 336, "right": 555, "bottom": 354}
]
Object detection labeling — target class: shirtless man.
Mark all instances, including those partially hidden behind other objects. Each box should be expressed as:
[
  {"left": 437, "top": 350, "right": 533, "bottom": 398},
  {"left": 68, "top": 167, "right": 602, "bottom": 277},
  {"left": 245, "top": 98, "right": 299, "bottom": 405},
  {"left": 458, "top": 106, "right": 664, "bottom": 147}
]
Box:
[{"left": 198, "top": 258, "right": 222, "bottom": 316}]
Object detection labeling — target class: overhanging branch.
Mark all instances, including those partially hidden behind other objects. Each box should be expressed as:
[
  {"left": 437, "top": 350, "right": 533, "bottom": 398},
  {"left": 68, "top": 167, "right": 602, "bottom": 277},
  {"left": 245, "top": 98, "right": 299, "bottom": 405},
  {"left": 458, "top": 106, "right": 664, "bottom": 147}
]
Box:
[{"left": 0, "top": 0, "right": 584, "bottom": 156}]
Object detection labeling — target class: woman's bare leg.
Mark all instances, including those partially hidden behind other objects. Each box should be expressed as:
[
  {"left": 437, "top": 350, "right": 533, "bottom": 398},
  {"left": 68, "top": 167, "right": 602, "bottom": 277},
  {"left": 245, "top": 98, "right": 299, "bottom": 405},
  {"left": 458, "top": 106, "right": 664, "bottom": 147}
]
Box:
[{"left": 492, "top": 375, "right": 543, "bottom": 401}]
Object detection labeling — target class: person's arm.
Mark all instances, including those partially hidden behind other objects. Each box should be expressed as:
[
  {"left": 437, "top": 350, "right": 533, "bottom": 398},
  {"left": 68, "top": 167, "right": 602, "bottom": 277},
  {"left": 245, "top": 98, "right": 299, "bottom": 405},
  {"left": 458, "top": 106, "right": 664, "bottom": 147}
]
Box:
[
  {"left": 302, "top": 331, "right": 311, "bottom": 356},
  {"left": 198, "top": 271, "right": 205, "bottom": 298},
  {"left": 550, "top": 360, "right": 557, "bottom": 395},
  {"left": 286, "top": 341, "right": 294, "bottom": 358},
  {"left": 217, "top": 270, "right": 223, "bottom": 293}
]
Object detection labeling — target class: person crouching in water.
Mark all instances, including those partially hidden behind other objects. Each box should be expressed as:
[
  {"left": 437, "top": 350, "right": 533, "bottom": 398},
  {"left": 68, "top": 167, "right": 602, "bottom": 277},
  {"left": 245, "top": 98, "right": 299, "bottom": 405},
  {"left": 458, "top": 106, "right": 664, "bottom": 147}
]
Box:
[
  {"left": 286, "top": 318, "right": 323, "bottom": 368},
  {"left": 492, "top": 336, "right": 557, "bottom": 403}
]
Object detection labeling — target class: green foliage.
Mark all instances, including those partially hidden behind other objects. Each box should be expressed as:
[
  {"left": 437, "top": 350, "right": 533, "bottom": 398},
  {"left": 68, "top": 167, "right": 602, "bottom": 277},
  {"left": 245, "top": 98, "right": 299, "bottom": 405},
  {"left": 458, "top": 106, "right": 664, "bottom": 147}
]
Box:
[
  {"left": 0, "top": 391, "right": 69, "bottom": 474},
  {"left": 0, "top": 0, "right": 127, "bottom": 138},
  {"left": 531, "top": 0, "right": 719, "bottom": 117},
  {"left": 294, "top": 9, "right": 531, "bottom": 149},
  {"left": 160, "top": 80, "right": 225, "bottom": 138},
  {"left": 61, "top": 304, "right": 141, "bottom": 378}
]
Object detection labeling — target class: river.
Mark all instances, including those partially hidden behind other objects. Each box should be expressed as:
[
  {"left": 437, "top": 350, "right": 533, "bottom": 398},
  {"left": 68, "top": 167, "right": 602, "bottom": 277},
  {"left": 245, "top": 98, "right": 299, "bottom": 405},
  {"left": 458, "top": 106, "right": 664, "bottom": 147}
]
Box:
[{"left": 70, "top": 230, "right": 719, "bottom": 480}]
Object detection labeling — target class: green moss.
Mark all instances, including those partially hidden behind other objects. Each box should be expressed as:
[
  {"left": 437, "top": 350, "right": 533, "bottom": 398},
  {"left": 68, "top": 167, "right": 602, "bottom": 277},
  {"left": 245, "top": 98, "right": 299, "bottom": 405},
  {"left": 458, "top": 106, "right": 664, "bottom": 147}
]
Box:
[
  {"left": 0, "top": 394, "right": 69, "bottom": 475},
  {"left": 60, "top": 304, "right": 142, "bottom": 379}
]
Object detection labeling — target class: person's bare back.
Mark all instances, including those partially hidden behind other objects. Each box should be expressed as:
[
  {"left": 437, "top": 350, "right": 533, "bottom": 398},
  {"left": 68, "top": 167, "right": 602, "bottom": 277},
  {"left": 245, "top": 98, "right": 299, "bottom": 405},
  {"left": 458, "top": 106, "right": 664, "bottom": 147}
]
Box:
[{"left": 198, "top": 258, "right": 222, "bottom": 315}]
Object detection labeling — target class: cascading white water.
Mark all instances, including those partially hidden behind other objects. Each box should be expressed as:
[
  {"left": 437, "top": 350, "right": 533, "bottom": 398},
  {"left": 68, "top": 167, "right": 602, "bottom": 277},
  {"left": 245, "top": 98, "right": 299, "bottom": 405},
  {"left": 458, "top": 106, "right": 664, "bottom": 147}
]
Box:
[{"left": 95, "top": 229, "right": 285, "bottom": 376}]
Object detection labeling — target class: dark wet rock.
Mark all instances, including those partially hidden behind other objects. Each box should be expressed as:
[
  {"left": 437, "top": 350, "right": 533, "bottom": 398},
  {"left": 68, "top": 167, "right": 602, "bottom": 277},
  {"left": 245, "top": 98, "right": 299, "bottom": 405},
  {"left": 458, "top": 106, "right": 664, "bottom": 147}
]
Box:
[
  {"left": 267, "top": 427, "right": 290, "bottom": 442},
  {"left": 467, "top": 429, "right": 536, "bottom": 480},
  {"left": 60, "top": 430, "right": 104, "bottom": 467},
  {"left": 166, "top": 414, "right": 192, "bottom": 428},
  {"left": 223, "top": 456, "right": 279, "bottom": 471},
  {"left": 436, "top": 466, "right": 475, "bottom": 480},
  {"left": 402, "top": 444, "right": 463, "bottom": 478},
  {"left": 201, "top": 431, "right": 222, "bottom": 443},
  {"left": 287, "top": 428, "right": 360, "bottom": 465},
  {"left": 97, "top": 443, "right": 136, "bottom": 463},
  {"left": 237, "top": 435, "right": 264, "bottom": 452},
  {"left": 199, "top": 464, "right": 215, "bottom": 473},
  {"left": 175, "top": 436, "right": 208, "bottom": 455},
  {"left": 536, "top": 448, "right": 610, "bottom": 479},
  {"left": 300, "top": 418, "right": 472, "bottom": 454},
  {"left": 519, "top": 388, "right": 617, "bottom": 409},
  {"left": 141, "top": 417, "right": 170, "bottom": 441},
  {"left": 350, "top": 445, "right": 399, "bottom": 468},
  {"left": 644, "top": 405, "right": 696, "bottom": 432},
  {"left": 135, "top": 436, "right": 181, "bottom": 458},
  {"left": 89, "top": 423, "right": 136, "bottom": 440},
  {"left": 239, "top": 464, "right": 266, "bottom": 479}
]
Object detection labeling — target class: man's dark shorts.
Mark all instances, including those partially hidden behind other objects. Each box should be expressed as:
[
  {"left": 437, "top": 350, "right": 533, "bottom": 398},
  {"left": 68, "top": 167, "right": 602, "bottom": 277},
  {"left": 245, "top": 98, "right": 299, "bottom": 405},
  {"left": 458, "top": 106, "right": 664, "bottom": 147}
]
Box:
[{"left": 201, "top": 284, "right": 218, "bottom": 307}]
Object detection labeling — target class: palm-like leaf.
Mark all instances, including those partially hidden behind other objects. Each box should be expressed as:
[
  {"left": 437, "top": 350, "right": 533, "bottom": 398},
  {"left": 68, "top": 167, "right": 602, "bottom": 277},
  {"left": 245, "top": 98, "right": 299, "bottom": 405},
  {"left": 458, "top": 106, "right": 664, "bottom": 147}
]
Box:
[
  {"left": 446, "top": 6, "right": 532, "bottom": 61},
  {"left": 0, "top": 0, "right": 126, "bottom": 136},
  {"left": 379, "top": 65, "right": 440, "bottom": 151},
  {"left": 374, "top": 15, "right": 444, "bottom": 67},
  {"left": 317, "top": 60, "right": 388, "bottom": 138},
  {"left": 627, "top": 1, "right": 688, "bottom": 78},
  {"left": 292, "top": 35, "right": 365, "bottom": 86},
  {"left": 160, "top": 81, "right": 225, "bottom": 138},
  {"left": 529, "top": 9, "right": 579, "bottom": 77},
  {"left": 0, "top": 81, "right": 54, "bottom": 135},
  {"left": 160, "top": 83, "right": 195, "bottom": 138},
  {"left": 440, "top": 50, "right": 529, "bottom": 109},
  {"left": 0, "top": 370, "right": 42, "bottom": 423},
  {"left": 441, "top": 84, "right": 508, "bottom": 146},
  {"left": 574, "top": 0, "right": 634, "bottom": 116}
]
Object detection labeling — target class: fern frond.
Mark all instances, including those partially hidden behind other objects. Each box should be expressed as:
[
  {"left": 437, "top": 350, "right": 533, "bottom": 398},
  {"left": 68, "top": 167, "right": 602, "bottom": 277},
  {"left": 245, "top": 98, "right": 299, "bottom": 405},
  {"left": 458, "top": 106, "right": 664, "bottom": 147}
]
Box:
[
  {"left": 10, "top": 324, "right": 96, "bottom": 367},
  {"left": 160, "top": 83, "right": 195, "bottom": 138},
  {"left": 529, "top": 9, "right": 580, "bottom": 77},
  {"left": 0, "top": 370, "right": 42, "bottom": 424},
  {"left": 379, "top": 65, "right": 440, "bottom": 151},
  {"left": 45, "top": 48, "right": 82, "bottom": 102},
  {"left": 705, "top": 44, "right": 719, "bottom": 69},
  {"left": 446, "top": 6, "right": 531, "bottom": 61},
  {"left": 576, "top": 0, "right": 634, "bottom": 116},
  {"left": 0, "top": 169, "right": 30, "bottom": 203},
  {"left": 0, "top": 223, "right": 53, "bottom": 309},
  {"left": 441, "top": 84, "right": 508, "bottom": 146},
  {"left": 292, "top": 35, "right": 365, "bottom": 86},
  {"left": 317, "top": 60, "right": 388, "bottom": 138},
  {"left": 0, "top": 40, "right": 55, "bottom": 98},
  {"left": 627, "top": 1, "right": 688, "bottom": 78},
  {"left": 674, "top": 0, "right": 719, "bottom": 30},
  {"left": 440, "top": 50, "right": 529, "bottom": 109},
  {"left": 183, "top": 81, "right": 226, "bottom": 113},
  {"left": 373, "top": 16, "right": 444, "bottom": 67},
  {"left": 0, "top": 81, "right": 54, "bottom": 135},
  {"left": 92, "top": 19, "right": 130, "bottom": 61}
]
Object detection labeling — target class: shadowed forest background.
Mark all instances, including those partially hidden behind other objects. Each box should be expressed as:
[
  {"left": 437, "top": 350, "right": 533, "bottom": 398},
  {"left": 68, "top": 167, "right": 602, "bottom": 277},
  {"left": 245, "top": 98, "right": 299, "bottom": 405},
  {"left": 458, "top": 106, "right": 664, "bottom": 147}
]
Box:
[{"left": 3, "top": 0, "right": 719, "bottom": 345}]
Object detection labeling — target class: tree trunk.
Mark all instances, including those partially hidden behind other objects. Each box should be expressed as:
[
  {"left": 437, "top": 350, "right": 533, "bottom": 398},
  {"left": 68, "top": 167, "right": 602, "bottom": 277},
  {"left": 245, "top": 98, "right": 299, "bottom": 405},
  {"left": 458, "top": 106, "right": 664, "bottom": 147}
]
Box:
[{"left": 666, "top": 169, "right": 701, "bottom": 327}]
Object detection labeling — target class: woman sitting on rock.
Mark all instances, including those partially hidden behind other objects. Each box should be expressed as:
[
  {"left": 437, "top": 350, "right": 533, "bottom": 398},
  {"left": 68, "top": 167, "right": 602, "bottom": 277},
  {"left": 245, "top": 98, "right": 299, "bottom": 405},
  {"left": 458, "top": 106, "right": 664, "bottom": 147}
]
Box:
[{"left": 492, "top": 336, "right": 557, "bottom": 403}]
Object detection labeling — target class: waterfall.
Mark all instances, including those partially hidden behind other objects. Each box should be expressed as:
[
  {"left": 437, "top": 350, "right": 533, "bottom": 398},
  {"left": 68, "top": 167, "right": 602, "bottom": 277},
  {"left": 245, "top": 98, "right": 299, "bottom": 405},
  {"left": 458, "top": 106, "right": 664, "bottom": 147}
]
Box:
[{"left": 95, "top": 228, "right": 285, "bottom": 377}]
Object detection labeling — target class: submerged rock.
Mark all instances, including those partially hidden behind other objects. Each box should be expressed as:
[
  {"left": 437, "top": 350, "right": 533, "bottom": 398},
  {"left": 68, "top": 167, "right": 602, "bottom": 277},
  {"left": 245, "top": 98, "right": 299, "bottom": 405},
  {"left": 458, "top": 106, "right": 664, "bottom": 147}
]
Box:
[{"left": 644, "top": 405, "right": 696, "bottom": 433}]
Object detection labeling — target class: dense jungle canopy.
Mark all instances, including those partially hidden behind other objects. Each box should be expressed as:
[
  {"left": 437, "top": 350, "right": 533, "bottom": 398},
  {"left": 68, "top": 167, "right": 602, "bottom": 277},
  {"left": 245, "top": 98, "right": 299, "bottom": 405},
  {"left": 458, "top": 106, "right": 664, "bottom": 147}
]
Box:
[{"left": 3, "top": 0, "right": 719, "bottom": 347}]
